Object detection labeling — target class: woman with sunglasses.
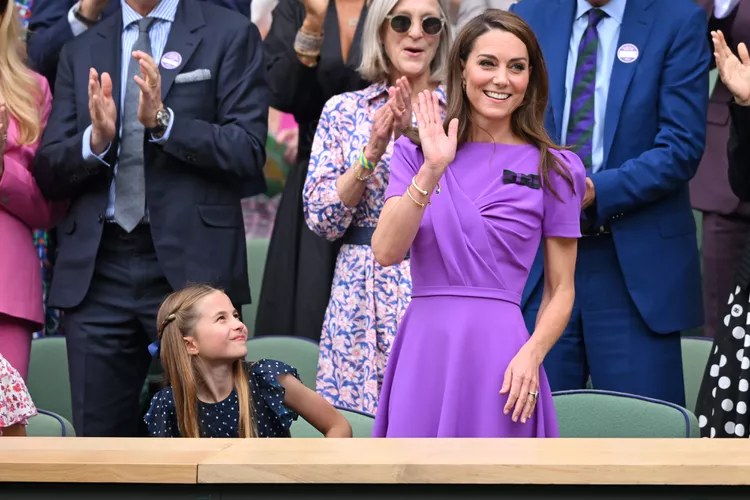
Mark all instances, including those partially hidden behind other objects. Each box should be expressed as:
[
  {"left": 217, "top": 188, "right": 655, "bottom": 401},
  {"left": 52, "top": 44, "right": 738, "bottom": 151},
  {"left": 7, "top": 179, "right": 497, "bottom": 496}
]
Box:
[{"left": 302, "top": 0, "right": 452, "bottom": 415}]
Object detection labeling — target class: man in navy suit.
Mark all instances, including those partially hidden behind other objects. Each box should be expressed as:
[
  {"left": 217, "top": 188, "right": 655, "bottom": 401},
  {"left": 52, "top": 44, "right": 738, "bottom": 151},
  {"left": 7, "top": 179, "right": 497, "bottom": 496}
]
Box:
[
  {"left": 27, "top": 0, "right": 250, "bottom": 89},
  {"left": 33, "top": 0, "right": 267, "bottom": 436},
  {"left": 511, "top": 0, "right": 709, "bottom": 405}
]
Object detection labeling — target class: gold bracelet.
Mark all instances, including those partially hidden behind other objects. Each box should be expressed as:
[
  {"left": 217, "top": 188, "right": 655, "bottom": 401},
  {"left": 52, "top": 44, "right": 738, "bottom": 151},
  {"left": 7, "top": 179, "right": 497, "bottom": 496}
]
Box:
[
  {"left": 406, "top": 184, "right": 428, "bottom": 208},
  {"left": 411, "top": 175, "right": 441, "bottom": 196},
  {"left": 356, "top": 167, "right": 374, "bottom": 182}
]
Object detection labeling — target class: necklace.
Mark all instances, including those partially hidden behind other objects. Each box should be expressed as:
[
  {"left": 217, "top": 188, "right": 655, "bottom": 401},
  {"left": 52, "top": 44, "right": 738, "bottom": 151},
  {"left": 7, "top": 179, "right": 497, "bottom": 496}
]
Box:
[{"left": 348, "top": 18, "right": 358, "bottom": 28}]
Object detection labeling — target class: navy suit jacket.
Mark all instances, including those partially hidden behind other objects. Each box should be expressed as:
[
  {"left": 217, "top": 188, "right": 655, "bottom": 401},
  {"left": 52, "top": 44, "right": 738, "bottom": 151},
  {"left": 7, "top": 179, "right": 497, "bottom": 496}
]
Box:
[
  {"left": 33, "top": 0, "right": 267, "bottom": 309},
  {"left": 511, "top": 0, "right": 709, "bottom": 334},
  {"left": 27, "top": 0, "right": 250, "bottom": 89}
]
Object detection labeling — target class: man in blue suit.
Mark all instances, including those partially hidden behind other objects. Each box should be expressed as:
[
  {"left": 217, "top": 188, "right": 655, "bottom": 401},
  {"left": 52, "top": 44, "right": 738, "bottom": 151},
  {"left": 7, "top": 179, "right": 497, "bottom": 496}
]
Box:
[
  {"left": 33, "top": 0, "right": 267, "bottom": 436},
  {"left": 27, "top": 0, "right": 250, "bottom": 90},
  {"left": 511, "top": 0, "right": 709, "bottom": 405}
]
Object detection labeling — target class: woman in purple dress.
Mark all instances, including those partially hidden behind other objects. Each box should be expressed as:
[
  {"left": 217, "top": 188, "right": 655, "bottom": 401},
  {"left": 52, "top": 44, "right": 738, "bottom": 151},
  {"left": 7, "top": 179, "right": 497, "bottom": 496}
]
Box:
[{"left": 371, "top": 10, "right": 585, "bottom": 437}]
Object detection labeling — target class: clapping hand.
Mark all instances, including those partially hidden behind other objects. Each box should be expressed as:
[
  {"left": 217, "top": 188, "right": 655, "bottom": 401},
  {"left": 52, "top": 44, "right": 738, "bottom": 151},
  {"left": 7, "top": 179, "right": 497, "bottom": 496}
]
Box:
[
  {"left": 389, "top": 77, "right": 413, "bottom": 140},
  {"left": 88, "top": 68, "right": 117, "bottom": 155},
  {"left": 713, "top": 30, "right": 750, "bottom": 105},
  {"left": 414, "top": 90, "right": 458, "bottom": 174},
  {"left": 364, "top": 104, "right": 395, "bottom": 164}
]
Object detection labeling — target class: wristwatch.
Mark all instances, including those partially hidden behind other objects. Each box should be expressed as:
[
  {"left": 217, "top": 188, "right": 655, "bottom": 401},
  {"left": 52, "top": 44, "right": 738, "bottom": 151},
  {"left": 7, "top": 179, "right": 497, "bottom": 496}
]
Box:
[
  {"left": 73, "top": 6, "right": 97, "bottom": 27},
  {"left": 153, "top": 108, "right": 171, "bottom": 136}
]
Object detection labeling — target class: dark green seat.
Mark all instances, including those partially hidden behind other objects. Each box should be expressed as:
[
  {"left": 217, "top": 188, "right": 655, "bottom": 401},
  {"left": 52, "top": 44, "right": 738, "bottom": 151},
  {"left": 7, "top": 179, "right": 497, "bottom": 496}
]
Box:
[
  {"left": 245, "top": 336, "right": 319, "bottom": 390},
  {"left": 27, "top": 337, "right": 72, "bottom": 425},
  {"left": 291, "top": 407, "right": 374, "bottom": 438},
  {"left": 26, "top": 409, "right": 76, "bottom": 437},
  {"left": 553, "top": 389, "right": 699, "bottom": 438}
]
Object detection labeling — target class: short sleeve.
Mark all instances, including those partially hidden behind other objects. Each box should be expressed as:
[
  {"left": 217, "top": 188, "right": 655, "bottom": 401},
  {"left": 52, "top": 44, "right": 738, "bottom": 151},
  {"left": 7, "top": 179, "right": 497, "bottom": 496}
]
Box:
[
  {"left": 144, "top": 388, "right": 180, "bottom": 437},
  {"left": 0, "top": 355, "right": 36, "bottom": 429},
  {"left": 542, "top": 150, "right": 586, "bottom": 238},
  {"left": 385, "top": 136, "right": 423, "bottom": 201},
  {"left": 251, "top": 359, "right": 301, "bottom": 429}
]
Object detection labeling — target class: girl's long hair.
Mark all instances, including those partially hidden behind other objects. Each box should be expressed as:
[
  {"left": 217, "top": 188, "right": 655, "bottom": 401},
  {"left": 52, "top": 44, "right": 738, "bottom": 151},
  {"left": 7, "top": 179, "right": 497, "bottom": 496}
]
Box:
[
  {"left": 405, "top": 9, "right": 574, "bottom": 199},
  {"left": 157, "top": 285, "right": 256, "bottom": 438},
  {"left": 3, "top": 0, "right": 44, "bottom": 145}
]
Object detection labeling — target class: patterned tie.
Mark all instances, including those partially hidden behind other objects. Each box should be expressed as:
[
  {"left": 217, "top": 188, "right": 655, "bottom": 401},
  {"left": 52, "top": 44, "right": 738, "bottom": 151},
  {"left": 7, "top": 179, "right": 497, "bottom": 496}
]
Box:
[
  {"left": 566, "top": 8, "right": 607, "bottom": 171},
  {"left": 115, "top": 17, "right": 155, "bottom": 233}
]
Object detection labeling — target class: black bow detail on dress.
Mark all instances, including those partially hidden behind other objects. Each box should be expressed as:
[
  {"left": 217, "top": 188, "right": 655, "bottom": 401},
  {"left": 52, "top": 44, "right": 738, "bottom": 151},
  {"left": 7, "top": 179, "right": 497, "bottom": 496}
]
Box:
[{"left": 502, "top": 169, "right": 541, "bottom": 189}]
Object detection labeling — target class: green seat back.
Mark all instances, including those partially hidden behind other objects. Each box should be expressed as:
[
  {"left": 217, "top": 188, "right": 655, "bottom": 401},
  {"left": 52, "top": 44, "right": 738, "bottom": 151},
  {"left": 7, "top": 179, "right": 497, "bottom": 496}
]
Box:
[
  {"left": 27, "top": 337, "right": 73, "bottom": 425},
  {"left": 553, "top": 389, "right": 699, "bottom": 438},
  {"left": 291, "top": 407, "right": 375, "bottom": 438},
  {"left": 681, "top": 337, "right": 714, "bottom": 414},
  {"left": 26, "top": 409, "right": 76, "bottom": 437},
  {"left": 245, "top": 336, "right": 319, "bottom": 390},
  {"left": 242, "top": 237, "right": 270, "bottom": 336}
]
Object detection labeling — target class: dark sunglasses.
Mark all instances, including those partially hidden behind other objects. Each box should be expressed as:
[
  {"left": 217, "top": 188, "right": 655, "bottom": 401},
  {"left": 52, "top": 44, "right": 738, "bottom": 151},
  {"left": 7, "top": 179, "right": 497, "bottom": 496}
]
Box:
[{"left": 385, "top": 14, "right": 444, "bottom": 36}]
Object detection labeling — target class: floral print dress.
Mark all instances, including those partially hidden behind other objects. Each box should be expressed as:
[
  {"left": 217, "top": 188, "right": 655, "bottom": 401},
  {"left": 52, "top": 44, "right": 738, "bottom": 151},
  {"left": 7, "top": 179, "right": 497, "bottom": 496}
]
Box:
[
  {"left": 0, "top": 353, "right": 36, "bottom": 434},
  {"left": 303, "top": 82, "right": 446, "bottom": 414}
]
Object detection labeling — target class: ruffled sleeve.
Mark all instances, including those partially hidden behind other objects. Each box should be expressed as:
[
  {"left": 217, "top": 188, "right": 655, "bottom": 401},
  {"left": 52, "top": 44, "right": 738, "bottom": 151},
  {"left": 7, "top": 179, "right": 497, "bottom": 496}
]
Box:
[
  {"left": 0, "top": 355, "right": 36, "bottom": 430},
  {"left": 251, "top": 359, "right": 301, "bottom": 430},
  {"left": 144, "top": 388, "right": 180, "bottom": 437}
]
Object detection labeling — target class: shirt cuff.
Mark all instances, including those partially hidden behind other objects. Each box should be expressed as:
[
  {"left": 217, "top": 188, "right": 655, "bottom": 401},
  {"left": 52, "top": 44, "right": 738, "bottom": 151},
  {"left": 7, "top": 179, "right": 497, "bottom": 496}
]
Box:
[
  {"left": 68, "top": 2, "right": 89, "bottom": 37},
  {"left": 714, "top": 0, "right": 741, "bottom": 19},
  {"left": 149, "top": 108, "right": 174, "bottom": 144},
  {"left": 82, "top": 125, "right": 112, "bottom": 166}
]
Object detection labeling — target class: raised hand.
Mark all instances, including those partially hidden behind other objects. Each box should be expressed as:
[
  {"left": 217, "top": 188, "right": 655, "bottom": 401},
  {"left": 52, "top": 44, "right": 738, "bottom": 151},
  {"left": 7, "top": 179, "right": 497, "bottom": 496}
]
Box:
[
  {"left": 364, "top": 104, "right": 395, "bottom": 164},
  {"left": 414, "top": 90, "right": 458, "bottom": 173},
  {"left": 302, "top": 0, "right": 329, "bottom": 30},
  {"left": 132, "top": 51, "right": 164, "bottom": 130},
  {"left": 389, "top": 77, "right": 413, "bottom": 140},
  {"left": 88, "top": 68, "right": 117, "bottom": 155},
  {"left": 713, "top": 30, "right": 750, "bottom": 105}
]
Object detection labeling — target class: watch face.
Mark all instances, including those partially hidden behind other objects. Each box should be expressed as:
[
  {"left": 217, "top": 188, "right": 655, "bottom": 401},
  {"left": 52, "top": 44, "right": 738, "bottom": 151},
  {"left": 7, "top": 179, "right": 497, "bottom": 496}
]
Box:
[{"left": 157, "top": 109, "right": 169, "bottom": 128}]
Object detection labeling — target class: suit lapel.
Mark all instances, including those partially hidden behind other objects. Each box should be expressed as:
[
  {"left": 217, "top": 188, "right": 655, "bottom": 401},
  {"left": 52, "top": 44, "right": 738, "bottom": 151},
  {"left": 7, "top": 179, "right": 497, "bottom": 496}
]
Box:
[
  {"left": 544, "top": 0, "right": 576, "bottom": 142},
  {"left": 160, "top": 0, "right": 205, "bottom": 100},
  {"left": 91, "top": 12, "right": 124, "bottom": 142},
  {"left": 602, "top": 0, "right": 654, "bottom": 168}
]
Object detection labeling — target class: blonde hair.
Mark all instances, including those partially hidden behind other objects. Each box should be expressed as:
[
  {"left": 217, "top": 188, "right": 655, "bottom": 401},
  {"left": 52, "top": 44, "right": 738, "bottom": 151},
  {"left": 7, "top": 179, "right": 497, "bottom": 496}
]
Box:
[
  {"left": 157, "top": 285, "right": 256, "bottom": 438},
  {"left": 2, "top": 0, "right": 43, "bottom": 145},
  {"left": 358, "top": 0, "right": 452, "bottom": 83}
]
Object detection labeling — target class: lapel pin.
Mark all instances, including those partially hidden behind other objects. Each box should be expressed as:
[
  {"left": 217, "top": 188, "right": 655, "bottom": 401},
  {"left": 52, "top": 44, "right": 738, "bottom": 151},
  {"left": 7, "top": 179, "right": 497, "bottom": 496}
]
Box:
[
  {"left": 617, "top": 43, "right": 639, "bottom": 64},
  {"left": 160, "top": 51, "right": 182, "bottom": 70}
]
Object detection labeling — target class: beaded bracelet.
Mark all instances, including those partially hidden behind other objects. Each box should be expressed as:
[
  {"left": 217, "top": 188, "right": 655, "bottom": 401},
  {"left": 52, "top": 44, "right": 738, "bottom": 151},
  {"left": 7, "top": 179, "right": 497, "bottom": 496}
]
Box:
[{"left": 359, "top": 147, "right": 377, "bottom": 170}]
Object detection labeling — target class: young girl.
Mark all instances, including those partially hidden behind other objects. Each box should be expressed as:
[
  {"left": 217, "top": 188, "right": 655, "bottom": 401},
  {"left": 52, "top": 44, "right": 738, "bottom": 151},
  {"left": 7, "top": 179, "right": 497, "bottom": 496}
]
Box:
[
  {"left": 0, "top": 352, "right": 36, "bottom": 436},
  {"left": 144, "top": 285, "right": 352, "bottom": 438}
]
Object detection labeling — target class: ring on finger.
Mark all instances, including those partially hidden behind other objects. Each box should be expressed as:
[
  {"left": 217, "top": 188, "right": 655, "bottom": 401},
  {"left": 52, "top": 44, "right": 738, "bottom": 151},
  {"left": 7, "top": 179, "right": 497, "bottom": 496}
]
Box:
[{"left": 529, "top": 391, "right": 539, "bottom": 399}]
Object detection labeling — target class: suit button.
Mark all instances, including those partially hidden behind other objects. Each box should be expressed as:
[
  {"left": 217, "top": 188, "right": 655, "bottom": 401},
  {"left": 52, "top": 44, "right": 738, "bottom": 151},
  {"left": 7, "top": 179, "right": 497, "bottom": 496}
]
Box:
[{"left": 97, "top": 214, "right": 104, "bottom": 223}]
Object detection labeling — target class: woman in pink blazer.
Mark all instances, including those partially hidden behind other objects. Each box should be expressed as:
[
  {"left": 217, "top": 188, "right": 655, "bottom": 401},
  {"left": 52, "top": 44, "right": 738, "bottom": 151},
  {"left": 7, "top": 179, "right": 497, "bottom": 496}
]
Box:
[{"left": 0, "top": 2, "right": 62, "bottom": 380}]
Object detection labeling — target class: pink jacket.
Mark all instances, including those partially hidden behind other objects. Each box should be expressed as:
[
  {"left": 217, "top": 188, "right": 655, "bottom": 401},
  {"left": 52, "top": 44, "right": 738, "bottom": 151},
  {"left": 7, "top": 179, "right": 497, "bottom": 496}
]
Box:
[{"left": 0, "top": 74, "right": 65, "bottom": 327}]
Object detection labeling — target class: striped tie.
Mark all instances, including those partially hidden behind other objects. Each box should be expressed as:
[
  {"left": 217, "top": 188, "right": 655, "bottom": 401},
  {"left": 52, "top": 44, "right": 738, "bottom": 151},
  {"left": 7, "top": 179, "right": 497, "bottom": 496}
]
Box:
[{"left": 566, "top": 8, "right": 607, "bottom": 171}]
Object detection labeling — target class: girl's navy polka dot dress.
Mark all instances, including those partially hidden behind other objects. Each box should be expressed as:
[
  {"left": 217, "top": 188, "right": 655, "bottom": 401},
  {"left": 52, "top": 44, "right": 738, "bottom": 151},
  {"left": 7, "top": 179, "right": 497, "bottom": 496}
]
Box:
[{"left": 144, "top": 359, "right": 299, "bottom": 438}]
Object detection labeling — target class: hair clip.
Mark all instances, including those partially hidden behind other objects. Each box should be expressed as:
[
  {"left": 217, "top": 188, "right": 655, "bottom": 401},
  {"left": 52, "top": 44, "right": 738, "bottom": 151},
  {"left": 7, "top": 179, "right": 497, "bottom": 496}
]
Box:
[{"left": 148, "top": 339, "right": 161, "bottom": 358}]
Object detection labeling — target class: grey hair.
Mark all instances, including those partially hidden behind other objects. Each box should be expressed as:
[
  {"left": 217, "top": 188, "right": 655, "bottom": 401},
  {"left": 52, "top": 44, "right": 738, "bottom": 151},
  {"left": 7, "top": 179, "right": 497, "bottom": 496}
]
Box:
[{"left": 358, "top": 0, "right": 452, "bottom": 83}]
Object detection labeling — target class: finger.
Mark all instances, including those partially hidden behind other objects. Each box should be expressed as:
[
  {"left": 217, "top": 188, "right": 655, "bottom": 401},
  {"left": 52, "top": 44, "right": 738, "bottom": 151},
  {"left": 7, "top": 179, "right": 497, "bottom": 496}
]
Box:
[
  {"left": 431, "top": 92, "right": 442, "bottom": 122},
  {"left": 134, "top": 75, "right": 151, "bottom": 95},
  {"left": 133, "top": 50, "right": 158, "bottom": 70},
  {"left": 499, "top": 366, "right": 512, "bottom": 395},
  {"left": 88, "top": 70, "right": 98, "bottom": 101},
  {"left": 739, "top": 42, "right": 750, "bottom": 66},
  {"left": 513, "top": 377, "right": 531, "bottom": 423},
  {"left": 139, "top": 59, "right": 160, "bottom": 88},
  {"left": 415, "top": 92, "right": 427, "bottom": 127},
  {"left": 504, "top": 375, "right": 521, "bottom": 415},
  {"left": 422, "top": 90, "right": 435, "bottom": 125},
  {"left": 395, "top": 86, "right": 406, "bottom": 110},
  {"left": 447, "top": 118, "right": 459, "bottom": 143},
  {"left": 100, "top": 72, "right": 113, "bottom": 99},
  {"left": 520, "top": 393, "right": 536, "bottom": 424}
]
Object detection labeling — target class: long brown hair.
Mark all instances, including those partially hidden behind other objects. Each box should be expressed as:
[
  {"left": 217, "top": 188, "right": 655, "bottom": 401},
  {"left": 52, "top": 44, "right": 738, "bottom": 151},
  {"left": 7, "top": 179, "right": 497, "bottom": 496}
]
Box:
[
  {"left": 3, "top": 0, "right": 44, "bottom": 145},
  {"left": 406, "top": 9, "right": 574, "bottom": 198},
  {"left": 157, "top": 285, "right": 256, "bottom": 438}
]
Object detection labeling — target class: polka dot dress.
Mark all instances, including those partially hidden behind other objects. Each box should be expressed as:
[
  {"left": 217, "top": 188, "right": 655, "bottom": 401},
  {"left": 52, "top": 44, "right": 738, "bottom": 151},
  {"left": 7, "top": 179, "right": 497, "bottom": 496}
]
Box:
[
  {"left": 696, "top": 286, "right": 750, "bottom": 438},
  {"left": 143, "top": 359, "right": 299, "bottom": 438}
]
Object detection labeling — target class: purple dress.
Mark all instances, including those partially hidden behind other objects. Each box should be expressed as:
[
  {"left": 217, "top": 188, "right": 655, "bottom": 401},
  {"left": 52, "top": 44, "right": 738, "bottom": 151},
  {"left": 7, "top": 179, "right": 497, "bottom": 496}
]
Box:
[{"left": 372, "top": 139, "right": 586, "bottom": 437}]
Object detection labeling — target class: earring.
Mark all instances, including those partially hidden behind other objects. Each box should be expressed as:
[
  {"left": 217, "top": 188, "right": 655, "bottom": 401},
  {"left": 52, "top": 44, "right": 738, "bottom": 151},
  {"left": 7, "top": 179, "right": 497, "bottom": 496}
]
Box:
[{"left": 462, "top": 79, "right": 466, "bottom": 90}]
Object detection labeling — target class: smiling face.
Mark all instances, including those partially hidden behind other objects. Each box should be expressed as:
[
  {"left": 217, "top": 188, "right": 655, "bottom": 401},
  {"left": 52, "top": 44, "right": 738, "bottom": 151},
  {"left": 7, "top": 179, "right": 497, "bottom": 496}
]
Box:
[
  {"left": 184, "top": 291, "right": 248, "bottom": 362},
  {"left": 381, "top": 0, "right": 444, "bottom": 82},
  {"left": 461, "top": 28, "right": 530, "bottom": 137}
]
